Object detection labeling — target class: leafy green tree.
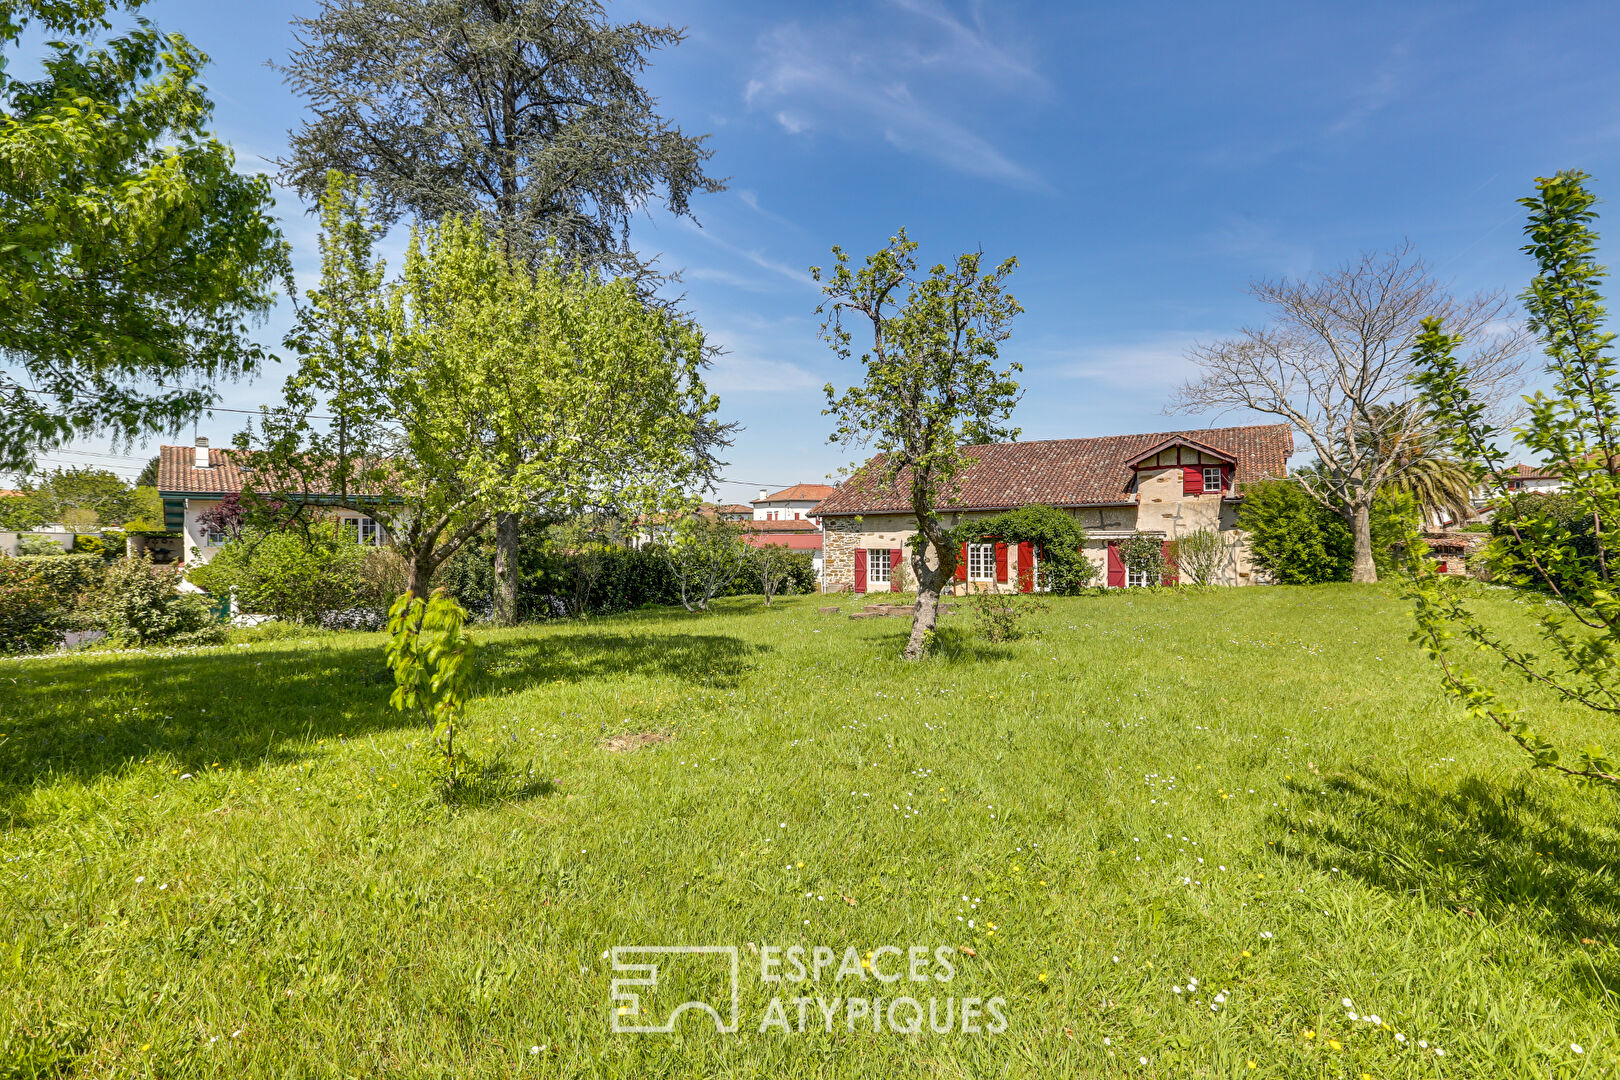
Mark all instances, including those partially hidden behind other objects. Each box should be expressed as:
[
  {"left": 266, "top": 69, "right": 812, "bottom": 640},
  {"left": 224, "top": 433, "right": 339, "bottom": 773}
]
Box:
[
  {"left": 818, "top": 231, "right": 1024, "bottom": 660},
  {"left": 0, "top": 0, "right": 290, "bottom": 469},
  {"left": 387, "top": 588, "right": 473, "bottom": 795},
  {"left": 250, "top": 174, "right": 719, "bottom": 599},
  {"left": 745, "top": 540, "right": 799, "bottom": 606},
  {"left": 1409, "top": 170, "right": 1620, "bottom": 789},
  {"left": 16, "top": 466, "right": 135, "bottom": 527},
  {"left": 1237, "top": 478, "right": 1355, "bottom": 585},
  {"left": 275, "top": 0, "right": 727, "bottom": 622},
  {"left": 660, "top": 513, "right": 744, "bottom": 612},
  {"left": 134, "top": 455, "right": 160, "bottom": 488}
]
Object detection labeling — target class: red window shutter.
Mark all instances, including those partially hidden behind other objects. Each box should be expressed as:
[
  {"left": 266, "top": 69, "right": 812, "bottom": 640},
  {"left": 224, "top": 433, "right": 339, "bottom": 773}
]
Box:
[
  {"left": 956, "top": 542, "right": 968, "bottom": 582},
  {"left": 1161, "top": 540, "right": 1179, "bottom": 586},
  {"left": 1017, "top": 541, "right": 1035, "bottom": 593},
  {"left": 854, "top": 547, "right": 867, "bottom": 593},
  {"left": 995, "top": 541, "right": 1009, "bottom": 583},
  {"left": 1182, "top": 465, "right": 1203, "bottom": 495},
  {"left": 890, "top": 548, "right": 902, "bottom": 592},
  {"left": 1222, "top": 465, "right": 1233, "bottom": 492},
  {"left": 1106, "top": 542, "right": 1125, "bottom": 587}
]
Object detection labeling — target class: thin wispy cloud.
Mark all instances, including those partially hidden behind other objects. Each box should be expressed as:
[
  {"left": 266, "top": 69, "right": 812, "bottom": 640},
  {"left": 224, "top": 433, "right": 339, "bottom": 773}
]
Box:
[
  {"left": 745, "top": 4, "right": 1046, "bottom": 188},
  {"left": 677, "top": 218, "right": 819, "bottom": 291},
  {"left": 1323, "top": 43, "right": 1407, "bottom": 138}
]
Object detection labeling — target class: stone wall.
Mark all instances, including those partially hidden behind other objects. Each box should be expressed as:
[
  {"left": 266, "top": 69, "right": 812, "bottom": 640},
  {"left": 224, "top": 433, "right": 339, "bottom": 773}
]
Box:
[{"left": 822, "top": 517, "right": 863, "bottom": 592}]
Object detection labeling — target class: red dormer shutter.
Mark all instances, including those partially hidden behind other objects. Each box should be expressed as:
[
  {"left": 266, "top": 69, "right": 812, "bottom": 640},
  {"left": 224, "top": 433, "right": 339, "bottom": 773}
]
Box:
[
  {"left": 854, "top": 547, "right": 867, "bottom": 593},
  {"left": 890, "top": 548, "right": 902, "bottom": 592},
  {"left": 994, "top": 541, "right": 1009, "bottom": 583},
  {"left": 1182, "top": 465, "right": 1203, "bottom": 495}
]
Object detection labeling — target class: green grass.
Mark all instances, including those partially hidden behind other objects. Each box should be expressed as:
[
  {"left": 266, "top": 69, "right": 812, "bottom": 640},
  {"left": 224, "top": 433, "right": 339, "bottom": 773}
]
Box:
[{"left": 2, "top": 585, "right": 1618, "bottom": 1078}]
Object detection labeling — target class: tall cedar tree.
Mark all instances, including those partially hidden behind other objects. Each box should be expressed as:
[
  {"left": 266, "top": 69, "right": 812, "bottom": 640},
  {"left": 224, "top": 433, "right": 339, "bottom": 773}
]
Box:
[
  {"left": 817, "top": 230, "right": 1023, "bottom": 660},
  {"left": 0, "top": 0, "right": 289, "bottom": 469},
  {"left": 275, "top": 0, "right": 727, "bottom": 624}
]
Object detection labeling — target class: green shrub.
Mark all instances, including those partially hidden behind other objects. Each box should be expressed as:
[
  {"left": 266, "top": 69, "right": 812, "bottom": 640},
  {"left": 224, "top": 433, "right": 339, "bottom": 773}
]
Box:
[
  {"left": 188, "top": 522, "right": 374, "bottom": 624},
  {"left": 86, "top": 558, "right": 222, "bottom": 647},
  {"left": 1176, "top": 528, "right": 1226, "bottom": 586},
  {"left": 71, "top": 533, "right": 107, "bottom": 557},
  {"left": 953, "top": 504, "right": 1095, "bottom": 593},
  {"left": 8, "top": 553, "right": 106, "bottom": 602},
  {"left": 0, "top": 562, "right": 60, "bottom": 653},
  {"left": 16, "top": 534, "right": 67, "bottom": 556},
  {"left": 1117, "top": 531, "right": 1171, "bottom": 587},
  {"left": 1237, "top": 479, "right": 1355, "bottom": 584}
]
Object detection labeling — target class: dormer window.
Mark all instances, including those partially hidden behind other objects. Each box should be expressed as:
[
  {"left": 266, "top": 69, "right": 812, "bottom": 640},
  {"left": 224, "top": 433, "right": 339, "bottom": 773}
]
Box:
[{"left": 1203, "top": 466, "right": 1223, "bottom": 492}]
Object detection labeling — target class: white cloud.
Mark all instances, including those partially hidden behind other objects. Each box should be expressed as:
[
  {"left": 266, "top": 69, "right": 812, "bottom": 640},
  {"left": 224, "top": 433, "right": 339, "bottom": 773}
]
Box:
[
  {"left": 1038, "top": 332, "right": 1217, "bottom": 392},
  {"left": 745, "top": 5, "right": 1045, "bottom": 188},
  {"left": 707, "top": 353, "right": 820, "bottom": 393}
]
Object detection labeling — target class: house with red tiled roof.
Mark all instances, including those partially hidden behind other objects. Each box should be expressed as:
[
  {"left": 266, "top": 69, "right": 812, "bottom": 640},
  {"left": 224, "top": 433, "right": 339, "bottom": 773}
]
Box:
[
  {"left": 156, "top": 438, "right": 391, "bottom": 566},
  {"left": 751, "top": 483, "right": 836, "bottom": 522},
  {"left": 813, "top": 424, "right": 1293, "bottom": 592}
]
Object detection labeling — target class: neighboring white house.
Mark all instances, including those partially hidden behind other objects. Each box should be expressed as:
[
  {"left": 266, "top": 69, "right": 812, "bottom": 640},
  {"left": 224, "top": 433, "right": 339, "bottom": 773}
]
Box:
[
  {"left": 156, "top": 438, "right": 385, "bottom": 567},
  {"left": 752, "top": 484, "right": 836, "bottom": 522}
]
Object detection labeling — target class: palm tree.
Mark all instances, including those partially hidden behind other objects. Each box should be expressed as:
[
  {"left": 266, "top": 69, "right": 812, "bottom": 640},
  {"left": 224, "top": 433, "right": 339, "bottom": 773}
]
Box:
[{"left": 1355, "top": 403, "right": 1476, "bottom": 526}]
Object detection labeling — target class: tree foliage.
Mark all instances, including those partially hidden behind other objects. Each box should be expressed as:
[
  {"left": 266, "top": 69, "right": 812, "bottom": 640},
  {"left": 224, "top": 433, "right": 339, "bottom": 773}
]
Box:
[
  {"left": 1408, "top": 170, "right": 1620, "bottom": 789},
  {"left": 660, "top": 513, "right": 744, "bottom": 613},
  {"left": 1237, "top": 478, "right": 1355, "bottom": 585},
  {"left": 186, "top": 521, "right": 377, "bottom": 625},
  {"left": 247, "top": 173, "right": 719, "bottom": 599},
  {"left": 276, "top": 0, "right": 721, "bottom": 280},
  {"left": 386, "top": 588, "right": 473, "bottom": 793},
  {"left": 818, "top": 230, "right": 1023, "bottom": 658},
  {"left": 0, "top": 0, "right": 289, "bottom": 469}
]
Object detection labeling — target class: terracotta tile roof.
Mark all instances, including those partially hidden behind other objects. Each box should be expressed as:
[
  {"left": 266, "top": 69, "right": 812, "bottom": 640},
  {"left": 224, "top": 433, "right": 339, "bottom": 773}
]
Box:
[
  {"left": 757, "top": 483, "right": 837, "bottom": 503},
  {"left": 717, "top": 503, "right": 753, "bottom": 515},
  {"left": 156, "top": 445, "right": 248, "bottom": 494},
  {"left": 742, "top": 518, "right": 821, "bottom": 533},
  {"left": 156, "top": 445, "right": 387, "bottom": 498},
  {"left": 743, "top": 531, "right": 822, "bottom": 550},
  {"left": 1507, "top": 462, "right": 1561, "bottom": 480},
  {"left": 814, "top": 423, "right": 1294, "bottom": 516}
]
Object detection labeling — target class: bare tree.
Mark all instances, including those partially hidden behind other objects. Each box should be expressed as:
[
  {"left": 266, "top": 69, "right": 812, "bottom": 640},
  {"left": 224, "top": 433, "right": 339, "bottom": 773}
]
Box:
[{"left": 1168, "top": 245, "right": 1526, "bottom": 582}]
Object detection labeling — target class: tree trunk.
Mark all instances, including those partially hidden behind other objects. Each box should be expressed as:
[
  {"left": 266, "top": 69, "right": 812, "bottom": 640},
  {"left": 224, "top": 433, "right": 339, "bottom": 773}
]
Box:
[
  {"left": 493, "top": 511, "right": 520, "bottom": 625},
  {"left": 406, "top": 549, "right": 435, "bottom": 598},
  {"left": 904, "top": 527, "right": 951, "bottom": 660},
  {"left": 1350, "top": 501, "right": 1378, "bottom": 584}
]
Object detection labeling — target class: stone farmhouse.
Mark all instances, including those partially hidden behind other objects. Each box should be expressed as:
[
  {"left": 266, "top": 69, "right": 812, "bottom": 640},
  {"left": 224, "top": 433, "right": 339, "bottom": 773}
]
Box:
[{"left": 811, "top": 424, "right": 1294, "bottom": 593}]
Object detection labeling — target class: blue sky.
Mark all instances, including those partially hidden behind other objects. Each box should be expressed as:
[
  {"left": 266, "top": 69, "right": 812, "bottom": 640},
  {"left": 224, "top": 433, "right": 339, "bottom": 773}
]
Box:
[{"left": 32, "top": 0, "right": 1620, "bottom": 501}]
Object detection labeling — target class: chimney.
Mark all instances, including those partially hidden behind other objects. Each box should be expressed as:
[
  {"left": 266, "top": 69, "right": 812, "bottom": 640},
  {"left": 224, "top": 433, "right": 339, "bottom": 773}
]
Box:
[
  {"left": 195, "top": 436, "right": 210, "bottom": 469},
  {"left": 759, "top": 488, "right": 768, "bottom": 502}
]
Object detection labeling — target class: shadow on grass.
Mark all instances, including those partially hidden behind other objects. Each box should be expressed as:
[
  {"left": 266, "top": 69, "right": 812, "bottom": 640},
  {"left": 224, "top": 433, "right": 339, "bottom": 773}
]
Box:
[
  {"left": 0, "top": 628, "right": 765, "bottom": 813},
  {"left": 1274, "top": 768, "right": 1620, "bottom": 988}
]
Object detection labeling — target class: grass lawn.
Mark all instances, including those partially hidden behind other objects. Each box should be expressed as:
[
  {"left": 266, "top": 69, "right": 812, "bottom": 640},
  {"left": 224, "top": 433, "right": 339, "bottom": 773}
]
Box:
[{"left": 2, "top": 584, "right": 1618, "bottom": 1078}]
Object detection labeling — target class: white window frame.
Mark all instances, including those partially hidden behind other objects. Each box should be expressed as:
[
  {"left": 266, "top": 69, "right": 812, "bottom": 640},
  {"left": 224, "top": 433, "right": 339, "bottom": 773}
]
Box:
[
  {"left": 202, "top": 527, "right": 227, "bottom": 547},
  {"left": 359, "top": 517, "right": 382, "bottom": 545},
  {"left": 867, "top": 548, "right": 891, "bottom": 584},
  {"left": 1203, "top": 466, "right": 1224, "bottom": 493},
  {"left": 1126, "top": 566, "right": 1151, "bottom": 588},
  {"left": 967, "top": 542, "right": 995, "bottom": 582}
]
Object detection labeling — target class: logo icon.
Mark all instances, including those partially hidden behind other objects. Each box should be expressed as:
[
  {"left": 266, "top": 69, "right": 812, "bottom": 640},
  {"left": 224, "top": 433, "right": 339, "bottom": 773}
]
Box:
[{"left": 610, "top": 946, "right": 740, "bottom": 1034}]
